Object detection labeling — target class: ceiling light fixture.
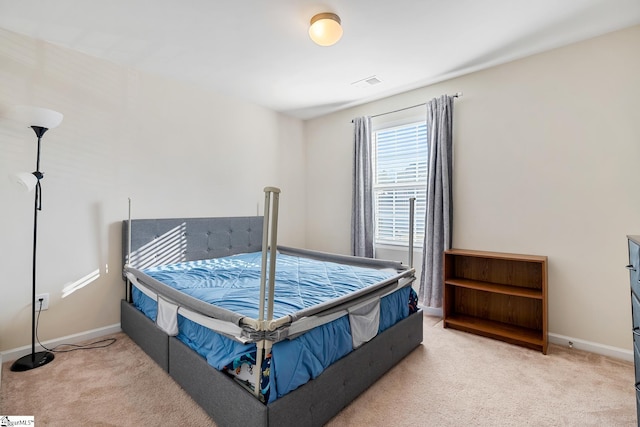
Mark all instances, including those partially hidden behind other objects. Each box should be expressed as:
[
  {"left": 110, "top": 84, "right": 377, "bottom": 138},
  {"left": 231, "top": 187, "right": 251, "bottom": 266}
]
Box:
[{"left": 309, "top": 13, "right": 343, "bottom": 47}]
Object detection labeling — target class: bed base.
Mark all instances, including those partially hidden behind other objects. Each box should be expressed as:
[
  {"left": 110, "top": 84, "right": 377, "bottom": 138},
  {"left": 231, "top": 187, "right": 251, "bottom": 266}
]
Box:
[
  {"left": 121, "top": 299, "right": 423, "bottom": 427},
  {"left": 120, "top": 297, "right": 169, "bottom": 371}
]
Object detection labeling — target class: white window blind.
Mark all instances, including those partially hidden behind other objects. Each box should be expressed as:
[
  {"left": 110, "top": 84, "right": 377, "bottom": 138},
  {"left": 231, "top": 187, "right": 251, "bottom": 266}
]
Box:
[{"left": 373, "top": 122, "right": 427, "bottom": 246}]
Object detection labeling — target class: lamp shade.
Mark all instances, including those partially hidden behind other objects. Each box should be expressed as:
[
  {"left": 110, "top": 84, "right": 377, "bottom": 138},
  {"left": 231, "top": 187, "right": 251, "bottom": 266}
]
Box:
[
  {"left": 11, "top": 106, "right": 63, "bottom": 130},
  {"left": 10, "top": 172, "right": 38, "bottom": 192},
  {"left": 309, "top": 13, "right": 343, "bottom": 46}
]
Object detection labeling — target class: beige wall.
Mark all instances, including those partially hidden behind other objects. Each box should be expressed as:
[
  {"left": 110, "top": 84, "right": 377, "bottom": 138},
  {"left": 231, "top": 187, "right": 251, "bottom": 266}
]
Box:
[
  {"left": 0, "top": 29, "right": 306, "bottom": 352},
  {"left": 2, "top": 24, "right": 639, "bottom": 355},
  {"left": 305, "top": 25, "right": 640, "bottom": 351}
]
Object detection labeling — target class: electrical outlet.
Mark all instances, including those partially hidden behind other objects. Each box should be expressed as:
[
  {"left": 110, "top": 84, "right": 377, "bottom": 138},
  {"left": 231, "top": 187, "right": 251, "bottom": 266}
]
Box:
[{"left": 36, "top": 293, "right": 49, "bottom": 311}]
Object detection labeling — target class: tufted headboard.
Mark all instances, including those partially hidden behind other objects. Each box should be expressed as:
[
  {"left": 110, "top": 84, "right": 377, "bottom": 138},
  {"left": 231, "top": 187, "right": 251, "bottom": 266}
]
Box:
[{"left": 122, "top": 216, "right": 264, "bottom": 270}]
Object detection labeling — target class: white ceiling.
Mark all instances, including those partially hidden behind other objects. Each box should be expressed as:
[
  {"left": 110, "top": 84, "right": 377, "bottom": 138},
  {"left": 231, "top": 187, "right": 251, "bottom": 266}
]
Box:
[{"left": 1, "top": 0, "right": 639, "bottom": 119}]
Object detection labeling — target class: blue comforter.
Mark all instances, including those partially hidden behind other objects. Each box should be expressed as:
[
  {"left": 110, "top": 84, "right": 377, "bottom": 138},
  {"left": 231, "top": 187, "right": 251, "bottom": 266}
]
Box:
[
  {"left": 142, "top": 251, "right": 398, "bottom": 319},
  {"left": 133, "top": 251, "right": 415, "bottom": 403}
]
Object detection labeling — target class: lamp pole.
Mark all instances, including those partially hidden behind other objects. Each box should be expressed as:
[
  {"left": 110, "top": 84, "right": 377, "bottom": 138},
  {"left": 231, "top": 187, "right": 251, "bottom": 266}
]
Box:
[{"left": 10, "top": 125, "right": 55, "bottom": 371}]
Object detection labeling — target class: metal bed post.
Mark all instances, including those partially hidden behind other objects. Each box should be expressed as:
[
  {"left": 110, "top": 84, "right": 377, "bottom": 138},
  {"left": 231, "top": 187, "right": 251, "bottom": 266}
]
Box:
[
  {"left": 258, "top": 190, "right": 271, "bottom": 330},
  {"left": 264, "top": 187, "right": 280, "bottom": 400},
  {"left": 408, "top": 197, "right": 415, "bottom": 269},
  {"left": 266, "top": 188, "right": 279, "bottom": 321},
  {"left": 126, "top": 197, "right": 133, "bottom": 303},
  {"left": 255, "top": 186, "right": 281, "bottom": 399},
  {"left": 255, "top": 190, "right": 270, "bottom": 398}
]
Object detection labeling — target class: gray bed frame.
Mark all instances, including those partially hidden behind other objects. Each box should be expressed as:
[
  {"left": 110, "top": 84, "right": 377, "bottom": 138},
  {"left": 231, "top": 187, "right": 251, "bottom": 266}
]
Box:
[{"left": 121, "top": 216, "right": 423, "bottom": 427}]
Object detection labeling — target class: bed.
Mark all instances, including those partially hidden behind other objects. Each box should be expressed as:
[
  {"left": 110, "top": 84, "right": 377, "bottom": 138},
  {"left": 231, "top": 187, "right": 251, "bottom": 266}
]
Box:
[{"left": 120, "top": 188, "right": 423, "bottom": 427}]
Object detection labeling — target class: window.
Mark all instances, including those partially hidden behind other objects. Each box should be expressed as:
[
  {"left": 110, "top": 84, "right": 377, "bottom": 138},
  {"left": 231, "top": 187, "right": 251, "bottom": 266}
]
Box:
[{"left": 373, "top": 121, "right": 427, "bottom": 246}]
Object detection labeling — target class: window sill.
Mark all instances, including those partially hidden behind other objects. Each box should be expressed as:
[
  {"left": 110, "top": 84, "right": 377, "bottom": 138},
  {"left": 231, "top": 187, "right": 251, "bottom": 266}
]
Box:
[{"left": 375, "top": 243, "right": 423, "bottom": 251}]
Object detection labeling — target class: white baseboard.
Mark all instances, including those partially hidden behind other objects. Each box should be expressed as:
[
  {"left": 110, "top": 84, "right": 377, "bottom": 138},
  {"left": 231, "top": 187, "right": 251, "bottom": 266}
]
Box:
[
  {"left": 0, "top": 321, "right": 633, "bottom": 380},
  {"left": 548, "top": 332, "right": 633, "bottom": 362},
  {"left": 421, "top": 306, "right": 443, "bottom": 317},
  {"left": 417, "top": 307, "right": 633, "bottom": 362},
  {"left": 0, "top": 323, "right": 122, "bottom": 365}
]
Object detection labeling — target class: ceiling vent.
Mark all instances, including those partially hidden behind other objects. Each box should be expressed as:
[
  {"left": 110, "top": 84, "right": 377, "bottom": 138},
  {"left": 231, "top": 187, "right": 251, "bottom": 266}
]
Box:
[{"left": 351, "top": 75, "right": 382, "bottom": 88}]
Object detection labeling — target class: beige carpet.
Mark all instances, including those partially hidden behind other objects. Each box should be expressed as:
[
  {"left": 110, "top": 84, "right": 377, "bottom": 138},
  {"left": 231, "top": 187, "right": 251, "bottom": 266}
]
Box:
[{"left": 1, "top": 315, "right": 636, "bottom": 426}]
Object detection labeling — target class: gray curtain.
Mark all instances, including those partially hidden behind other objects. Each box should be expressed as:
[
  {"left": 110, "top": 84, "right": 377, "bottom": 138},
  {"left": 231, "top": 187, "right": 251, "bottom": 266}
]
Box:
[
  {"left": 351, "top": 116, "right": 374, "bottom": 258},
  {"left": 419, "top": 95, "right": 454, "bottom": 307}
]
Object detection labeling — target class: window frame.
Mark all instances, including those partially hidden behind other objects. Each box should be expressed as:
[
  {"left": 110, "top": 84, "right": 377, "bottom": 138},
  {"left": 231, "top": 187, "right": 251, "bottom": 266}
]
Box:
[{"left": 372, "top": 116, "right": 428, "bottom": 248}]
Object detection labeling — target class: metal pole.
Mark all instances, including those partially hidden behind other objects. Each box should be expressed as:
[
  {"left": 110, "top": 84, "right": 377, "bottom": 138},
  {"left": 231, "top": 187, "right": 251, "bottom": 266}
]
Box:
[
  {"left": 408, "top": 197, "right": 415, "bottom": 268},
  {"left": 30, "top": 179, "right": 39, "bottom": 363},
  {"left": 127, "top": 198, "right": 132, "bottom": 302},
  {"left": 30, "top": 132, "right": 43, "bottom": 363},
  {"left": 267, "top": 190, "right": 279, "bottom": 321},
  {"left": 11, "top": 128, "right": 55, "bottom": 371}
]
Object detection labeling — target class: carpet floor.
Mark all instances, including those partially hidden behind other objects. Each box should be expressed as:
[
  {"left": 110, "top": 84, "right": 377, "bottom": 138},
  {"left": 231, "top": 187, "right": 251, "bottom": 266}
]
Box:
[{"left": 1, "top": 314, "right": 636, "bottom": 426}]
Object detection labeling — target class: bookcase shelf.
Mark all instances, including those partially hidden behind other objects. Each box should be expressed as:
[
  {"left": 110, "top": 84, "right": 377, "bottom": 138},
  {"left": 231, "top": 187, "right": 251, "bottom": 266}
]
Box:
[{"left": 443, "top": 249, "right": 548, "bottom": 354}]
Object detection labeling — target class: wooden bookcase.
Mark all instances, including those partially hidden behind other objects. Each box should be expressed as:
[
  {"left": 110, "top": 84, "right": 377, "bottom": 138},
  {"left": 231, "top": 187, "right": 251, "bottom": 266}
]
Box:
[{"left": 443, "top": 249, "right": 548, "bottom": 354}]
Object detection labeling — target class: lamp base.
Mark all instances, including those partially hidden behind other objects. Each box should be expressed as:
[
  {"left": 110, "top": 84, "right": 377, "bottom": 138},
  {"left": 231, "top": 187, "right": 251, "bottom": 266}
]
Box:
[{"left": 10, "top": 351, "right": 55, "bottom": 372}]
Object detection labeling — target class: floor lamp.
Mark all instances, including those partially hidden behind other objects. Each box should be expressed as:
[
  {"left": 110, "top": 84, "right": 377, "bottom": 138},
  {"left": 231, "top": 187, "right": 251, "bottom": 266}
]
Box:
[{"left": 10, "top": 106, "right": 63, "bottom": 372}]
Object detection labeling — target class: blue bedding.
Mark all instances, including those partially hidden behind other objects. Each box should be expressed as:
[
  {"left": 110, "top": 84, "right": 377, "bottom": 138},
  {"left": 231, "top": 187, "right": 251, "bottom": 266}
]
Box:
[
  {"left": 132, "top": 251, "right": 417, "bottom": 403},
  {"left": 141, "top": 251, "right": 399, "bottom": 319}
]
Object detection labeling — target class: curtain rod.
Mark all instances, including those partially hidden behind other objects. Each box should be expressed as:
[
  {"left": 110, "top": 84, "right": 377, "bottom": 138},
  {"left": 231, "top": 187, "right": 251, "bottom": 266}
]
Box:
[
  {"left": 370, "top": 91, "right": 463, "bottom": 119},
  {"left": 350, "top": 92, "right": 463, "bottom": 123}
]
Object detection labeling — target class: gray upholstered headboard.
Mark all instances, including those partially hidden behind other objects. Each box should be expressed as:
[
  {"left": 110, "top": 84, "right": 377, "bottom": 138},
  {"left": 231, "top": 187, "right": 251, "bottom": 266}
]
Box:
[{"left": 122, "top": 216, "right": 264, "bottom": 270}]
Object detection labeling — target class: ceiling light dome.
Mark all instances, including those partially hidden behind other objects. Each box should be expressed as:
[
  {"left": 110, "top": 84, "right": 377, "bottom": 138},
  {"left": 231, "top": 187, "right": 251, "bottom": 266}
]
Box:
[{"left": 309, "top": 13, "right": 343, "bottom": 47}]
